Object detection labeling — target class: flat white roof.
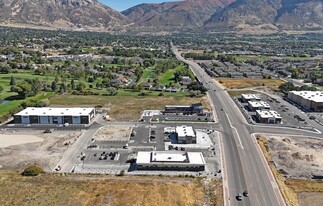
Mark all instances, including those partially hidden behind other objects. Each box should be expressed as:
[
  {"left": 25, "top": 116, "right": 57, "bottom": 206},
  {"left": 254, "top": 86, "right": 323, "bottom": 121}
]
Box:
[
  {"left": 241, "top": 94, "right": 260, "bottom": 100},
  {"left": 248, "top": 101, "right": 270, "bottom": 108},
  {"left": 15, "top": 107, "right": 94, "bottom": 116},
  {"left": 152, "top": 152, "right": 187, "bottom": 162},
  {"left": 136, "top": 151, "right": 151, "bottom": 164},
  {"left": 136, "top": 151, "right": 205, "bottom": 165},
  {"left": 176, "top": 125, "right": 195, "bottom": 137},
  {"left": 289, "top": 91, "right": 323, "bottom": 103},
  {"left": 256, "top": 110, "right": 281, "bottom": 119}
]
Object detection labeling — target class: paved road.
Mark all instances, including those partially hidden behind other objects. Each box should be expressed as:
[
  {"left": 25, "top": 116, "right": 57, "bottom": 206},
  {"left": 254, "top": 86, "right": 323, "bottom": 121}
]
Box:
[
  {"left": 172, "top": 44, "right": 285, "bottom": 206},
  {"left": 55, "top": 127, "right": 99, "bottom": 172}
]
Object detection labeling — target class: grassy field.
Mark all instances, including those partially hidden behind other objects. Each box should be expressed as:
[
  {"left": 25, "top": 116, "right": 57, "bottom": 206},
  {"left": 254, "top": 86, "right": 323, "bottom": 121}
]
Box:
[
  {"left": 217, "top": 78, "right": 285, "bottom": 89},
  {"left": 0, "top": 92, "right": 54, "bottom": 116},
  {"left": 116, "top": 89, "right": 188, "bottom": 97},
  {"left": 257, "top": 137, "right": 323, "bottom": 206},
  {"left": 0, "top": 171, "right": 223, "bottom": 206},
  {"left": 233, "top": 55, "right": 268, "bottom": 62},
  {"left": 227, "top": 90, "right": 259, "bottom": 97},
  {"left": 138, "top": 64, "right": 190, "bottom": 86},
  {"left": 49, "top": 95, "right": 210, "bottom": 121}
]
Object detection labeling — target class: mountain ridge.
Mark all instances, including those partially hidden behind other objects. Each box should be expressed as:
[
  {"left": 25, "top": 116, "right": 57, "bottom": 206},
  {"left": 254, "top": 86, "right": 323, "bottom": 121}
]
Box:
[
  {"left": 0, "top": 0, "right": 322, "bottom": 34},
  {"left": 122, "top": 0, "right": 236, "bottom": 31},
  {"left": 0, "top": 0, "right": 131, "bottom": 31}
]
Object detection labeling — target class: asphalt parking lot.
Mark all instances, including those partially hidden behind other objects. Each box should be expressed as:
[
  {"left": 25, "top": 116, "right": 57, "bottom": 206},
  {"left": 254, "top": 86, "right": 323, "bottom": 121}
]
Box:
[
  {"left": 234, "top": 94, "right": 314, "bottom": 129},
  {"left": 141, "top": 110, "right": 213, "bottom": 123},
  {"left": 74, "top": 122, "right": 221, "bottom": 176},
  {"left": 82, "top": 149, "right": 130, "bottom": 166}
]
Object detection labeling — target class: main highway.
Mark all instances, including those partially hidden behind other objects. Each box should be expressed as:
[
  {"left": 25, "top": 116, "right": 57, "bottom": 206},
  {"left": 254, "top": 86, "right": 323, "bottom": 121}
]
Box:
[{"left": 172, "top": 44, "right": 285, "bottom": 206}]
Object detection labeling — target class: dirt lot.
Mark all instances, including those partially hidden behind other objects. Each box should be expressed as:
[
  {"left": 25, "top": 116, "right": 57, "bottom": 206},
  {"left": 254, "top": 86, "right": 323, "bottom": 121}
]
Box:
[
  {"left": 298, "top": 192, "right": 323, "bottom": 206},
  {"left": 0, "top": 171, "right": 223, "bottom": 206},
  {"left": 0, "top": 130, "right": 82, "bottom": 171},
  {"left": 49, "top": 95, "right": 211, "bottom": 121},
  {"left": 94, "top": 126, "right": 131, "bottom": 141},
  {"left": 217, "top": 78, "right": 284, "bottom": 89},
  {"left": 0, "top": 134, "right": 43, "bottom": 148},
  {"left": 266, "top": 135, "right": 323, "bottom": 179},
  {"left": 258, "top": 135, "right": 323, "bottom": 206}
]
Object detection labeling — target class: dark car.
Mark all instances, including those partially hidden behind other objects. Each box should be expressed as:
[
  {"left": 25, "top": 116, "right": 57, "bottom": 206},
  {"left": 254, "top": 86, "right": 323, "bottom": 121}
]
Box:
[
  {"left": 44, "top": 129, "right": 52, "bottom": 133},
  {"left": 236, "top": 193, "right": 242, "bottom": 201},
  {"left": 309, "top": 116, "right": 316, "bottom": 120},
  {"left": 243, "top": 191, "right": 249, "bottom": 197}
]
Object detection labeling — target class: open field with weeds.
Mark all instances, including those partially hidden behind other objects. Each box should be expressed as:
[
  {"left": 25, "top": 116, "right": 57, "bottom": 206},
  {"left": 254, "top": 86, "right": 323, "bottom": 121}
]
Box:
[
  {"left": 49, "top": 95, "right": 210, "bottom": 121},
  {"left": 217, "top": 78, "right": 285, "bottom": 89},
  {"left": 0, "top": 171, "right": 222, "bottom": 206},
  {"left": 227, "top": 90, "right": 259, "bottom": 97},
  {"left": 257, "top": 136, "right": 323, "bottom": 206}
]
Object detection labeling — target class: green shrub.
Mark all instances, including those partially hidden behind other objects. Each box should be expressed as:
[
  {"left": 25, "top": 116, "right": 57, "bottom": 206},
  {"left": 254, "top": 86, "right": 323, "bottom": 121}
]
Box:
[
  {"left": 21, "top": 165, "right": 44, "bottom": 176},
  {"left": 117, "top": 169, "right": 126, "bottom": 176}
]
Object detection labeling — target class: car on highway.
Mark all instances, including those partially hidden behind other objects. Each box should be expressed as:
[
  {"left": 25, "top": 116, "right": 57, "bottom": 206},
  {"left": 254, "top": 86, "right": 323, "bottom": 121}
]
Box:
[
  {"left": 309, "top": 116, "right": 316, "bottom": 120},
  {"left": 236, "top": 193, "right": 242, "bottom": 201},
  {"left": 243, "top": 191, "right": 249, "bottom": 197}
]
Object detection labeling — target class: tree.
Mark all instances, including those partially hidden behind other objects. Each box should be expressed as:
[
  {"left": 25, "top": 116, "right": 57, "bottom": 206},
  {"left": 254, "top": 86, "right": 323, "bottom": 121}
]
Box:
[
  {"left": 30, "top": 79, "right": 42, "bottom": 95},
  {"left": 55, "top": 76, "right": 59, "bottom": 83},
  {"left": 60, "top": 83, "right": 67, "bottom": 93},
  {"left": 51, "top": 81, "right": 57, "bottom": 91},
  {"left": 291, "top": 69, "right": 299, "bottom": 79},
  {"left": 279, "top": 82, "right": 295, "bottom": 93},
  {"left": 71, "top": 79, "right": 75, "bottom": 90},
  {"left": 76, "top": 82, "right": 86, "bottom": 91},
  {"left": 10, "top": 80, "right": 33, "bottom": 98},
  {"left": 135, "top": 67, "right": 143, "bottom": 79},
  {"left": 10, "top": 76, "right": 15, "bottom": 86}
]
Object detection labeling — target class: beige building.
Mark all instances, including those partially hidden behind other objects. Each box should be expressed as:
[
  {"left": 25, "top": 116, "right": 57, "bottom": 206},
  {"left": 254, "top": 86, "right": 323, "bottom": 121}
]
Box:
[
  {"left": 248, "top": 101, "right": 270, "bottom": 111},
  {"left": 241, "top": 94, "right": 261, "bottom": 103},
  {"left": 176, "top": 125, "right": 196, "bottom": 144},
  {"left": 256, "top": 110, "right": 282, "bottom": 124},
  {"left": 288, "top": 91, "right": 323, "bottom": 112}
]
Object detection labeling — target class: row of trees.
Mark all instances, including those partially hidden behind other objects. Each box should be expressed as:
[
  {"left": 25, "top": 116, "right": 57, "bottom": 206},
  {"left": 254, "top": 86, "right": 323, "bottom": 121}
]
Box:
[{"left": 278, "top": 82, "right": 317, "bottom": 93}]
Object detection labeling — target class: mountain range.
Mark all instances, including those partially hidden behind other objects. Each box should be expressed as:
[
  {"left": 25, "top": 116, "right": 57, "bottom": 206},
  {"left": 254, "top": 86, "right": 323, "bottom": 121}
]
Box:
[
  {"left": 0, "top": 0, "right": 130, "bottom": 31},
  {"left": 0, "top": 0, "right": 322, "bottom": 33}
]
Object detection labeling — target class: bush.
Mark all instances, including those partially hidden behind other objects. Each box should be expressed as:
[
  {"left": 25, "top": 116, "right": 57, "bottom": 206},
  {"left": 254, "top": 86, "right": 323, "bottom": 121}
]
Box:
[
  {"left": 138, "top": 92, "right": 149, "bottom": 96},
  {"left": 117, "top": 169, "right": 126, "bottom": 176},
  {"left": 21, "top": 165, "right": 44, "bottom": 176},
  {"left": 158, "top": 93, "right": 164, "bottom": 96}
]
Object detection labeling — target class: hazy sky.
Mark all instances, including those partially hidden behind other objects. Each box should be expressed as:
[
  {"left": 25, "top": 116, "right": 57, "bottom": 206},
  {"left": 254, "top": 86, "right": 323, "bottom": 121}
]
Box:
[{"left": 99, "top": 0, "right": 179, "bottom": 11}]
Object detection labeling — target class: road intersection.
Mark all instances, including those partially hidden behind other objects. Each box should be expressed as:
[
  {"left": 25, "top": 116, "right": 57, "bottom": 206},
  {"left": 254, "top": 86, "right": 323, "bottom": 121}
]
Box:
[{"left": 46, "top": 44, "right": 323, "bottom": 205}]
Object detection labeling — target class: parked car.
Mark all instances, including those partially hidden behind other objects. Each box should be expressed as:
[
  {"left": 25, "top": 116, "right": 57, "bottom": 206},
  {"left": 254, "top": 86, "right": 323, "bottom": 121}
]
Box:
[
  {"left": 236, "top": 193, "right": 242, "bottom": 201},
  {"left": 44, "top": 129, "right": 52, "bottom": 133}
]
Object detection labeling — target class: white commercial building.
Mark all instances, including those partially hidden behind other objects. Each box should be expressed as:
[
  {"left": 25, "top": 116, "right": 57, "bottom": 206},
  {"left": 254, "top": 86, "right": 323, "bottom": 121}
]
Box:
[
  {"left": 248, "top": 101, "right": 270, "bottom": 111},
  {"left": 241, "top": 94, "right": 261, "bottom": 103},
  {"left": 176, "top": 125, "right": 196, "bottom": 144},
  {"left": 256, "top": 110, "right": 282, "bottom": 124},
  {"left": 288, "top": 91, "right": 323, "bottom": 112},
  {"left": 136, "top": 151, "right": 206, "bottom": 171},
  {"left": 14, "top": 107, "right": 95, "bottom": 124}
]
